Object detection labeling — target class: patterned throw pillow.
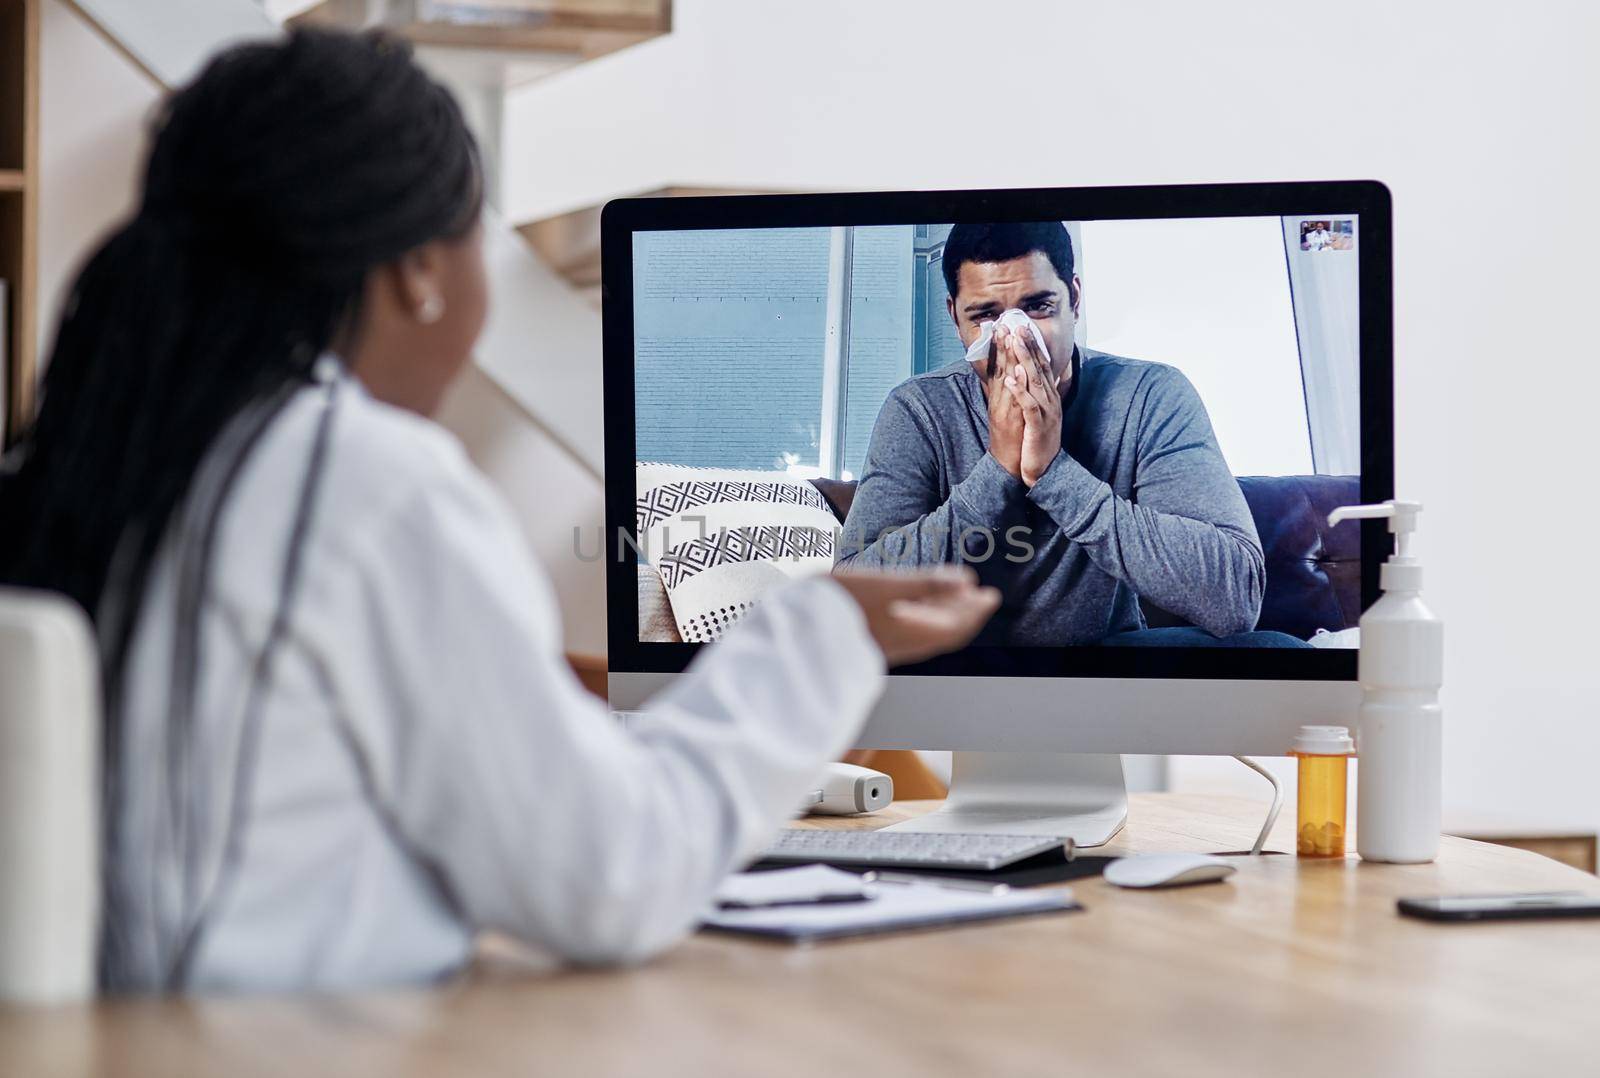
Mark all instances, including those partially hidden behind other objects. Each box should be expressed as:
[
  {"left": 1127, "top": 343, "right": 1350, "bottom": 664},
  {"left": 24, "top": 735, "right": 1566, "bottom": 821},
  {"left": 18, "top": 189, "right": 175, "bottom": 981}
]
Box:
[{"left": 635, "top": 463, "right": 841, "bottom": 642}]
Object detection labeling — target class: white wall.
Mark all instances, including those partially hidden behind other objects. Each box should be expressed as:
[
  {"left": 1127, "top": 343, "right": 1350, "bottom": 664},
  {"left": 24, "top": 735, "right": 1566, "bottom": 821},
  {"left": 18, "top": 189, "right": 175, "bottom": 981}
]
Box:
[
  {"left": 435, "top": 364, "right": 607, "bottom": 654},
  {"left": 502, "top": 0, "right": 1600, "bottom": 836},
  {"left": 45, "top": 0, "right": 1600, "bottom": 833},
  {"left": 65, "top": 0, "right": 276, "bottom": 86},
  {"left": 260, "top": 0, "right": 325, "bottom": 20},
  {"left": 36, "top": 0, "right": 159, "bottom": 357}
]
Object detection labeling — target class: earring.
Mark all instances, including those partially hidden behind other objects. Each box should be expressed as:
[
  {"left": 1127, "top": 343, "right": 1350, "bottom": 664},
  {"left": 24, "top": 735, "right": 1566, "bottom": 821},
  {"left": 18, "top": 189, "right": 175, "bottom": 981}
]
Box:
[{"left": 418, "top": 295, "right": 445, "bottom": 324}]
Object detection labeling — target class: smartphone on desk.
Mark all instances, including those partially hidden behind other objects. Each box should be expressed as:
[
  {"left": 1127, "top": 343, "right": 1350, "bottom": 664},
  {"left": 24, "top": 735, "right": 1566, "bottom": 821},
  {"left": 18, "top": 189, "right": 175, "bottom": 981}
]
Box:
[{"left": 1398, "top": 892, "right": 1600, "bottom": 923}]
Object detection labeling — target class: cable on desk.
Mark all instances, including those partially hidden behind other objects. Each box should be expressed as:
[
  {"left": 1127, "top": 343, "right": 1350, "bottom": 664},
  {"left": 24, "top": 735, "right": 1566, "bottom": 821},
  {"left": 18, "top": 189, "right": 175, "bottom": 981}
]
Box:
[{"left": 1231, "top": 756, "right": 1283, "bottom": 856}]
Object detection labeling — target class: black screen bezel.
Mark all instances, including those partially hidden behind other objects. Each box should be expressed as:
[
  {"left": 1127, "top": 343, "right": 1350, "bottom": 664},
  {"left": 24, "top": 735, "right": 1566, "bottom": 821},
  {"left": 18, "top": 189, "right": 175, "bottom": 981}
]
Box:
[{"left": 601, "top": 180, "right": 1393, "bottom": 681}]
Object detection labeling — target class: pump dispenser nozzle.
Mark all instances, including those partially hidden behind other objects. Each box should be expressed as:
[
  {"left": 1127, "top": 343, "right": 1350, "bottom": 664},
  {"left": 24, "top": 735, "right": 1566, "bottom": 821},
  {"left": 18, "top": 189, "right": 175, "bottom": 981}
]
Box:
[{"left": 1328, "top": 500, "right": 1424, "bottom": 589}]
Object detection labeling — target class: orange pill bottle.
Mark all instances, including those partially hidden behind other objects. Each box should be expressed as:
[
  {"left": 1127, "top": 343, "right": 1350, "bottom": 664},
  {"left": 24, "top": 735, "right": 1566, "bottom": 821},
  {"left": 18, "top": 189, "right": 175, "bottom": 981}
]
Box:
[{"left": 1290, "top": 726, "right": 1355, "bottom": 858}]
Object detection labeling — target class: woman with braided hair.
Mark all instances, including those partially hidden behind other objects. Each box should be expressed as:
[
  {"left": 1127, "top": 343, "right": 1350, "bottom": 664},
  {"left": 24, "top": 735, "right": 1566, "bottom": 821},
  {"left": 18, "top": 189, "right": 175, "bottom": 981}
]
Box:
[{"left": 0, "top": 29, "right": 997, "bottom": 992}]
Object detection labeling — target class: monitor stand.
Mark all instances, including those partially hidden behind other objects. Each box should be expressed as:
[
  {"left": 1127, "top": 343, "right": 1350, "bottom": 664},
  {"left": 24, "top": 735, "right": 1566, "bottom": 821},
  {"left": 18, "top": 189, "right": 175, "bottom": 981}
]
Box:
[{"left": 880, "top": 752, "right": 1128, "bottom": 848}]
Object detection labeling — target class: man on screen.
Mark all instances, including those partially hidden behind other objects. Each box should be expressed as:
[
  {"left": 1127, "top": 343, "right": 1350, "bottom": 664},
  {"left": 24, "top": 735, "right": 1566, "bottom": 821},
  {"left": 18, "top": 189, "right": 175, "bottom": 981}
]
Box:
[{"left": 837, "top": 221, "right": 1298, "bottom": 648}]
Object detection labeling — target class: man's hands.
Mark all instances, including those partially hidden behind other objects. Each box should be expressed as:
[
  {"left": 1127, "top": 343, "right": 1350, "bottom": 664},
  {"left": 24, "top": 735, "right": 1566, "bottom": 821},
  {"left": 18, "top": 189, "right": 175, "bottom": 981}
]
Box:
[
  {"left": 971, "top": 323, "right": 1069, "bottom": 487},
  {"left": 972, "top": 335, "right": 1025, "bottom": 481},
  {"left": 998, "top": 324, "right": 1065, "bottom": 487},
  {"left": 832, "top": 566, "right": 1001, "bottom": 666}
]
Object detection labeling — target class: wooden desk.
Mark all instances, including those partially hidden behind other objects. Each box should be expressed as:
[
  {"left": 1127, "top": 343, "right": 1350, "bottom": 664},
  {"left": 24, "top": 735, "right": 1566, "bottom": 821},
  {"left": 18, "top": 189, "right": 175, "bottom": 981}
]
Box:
[{"left": 5, "top": 794, "right": 1598, "bottom": 1077}]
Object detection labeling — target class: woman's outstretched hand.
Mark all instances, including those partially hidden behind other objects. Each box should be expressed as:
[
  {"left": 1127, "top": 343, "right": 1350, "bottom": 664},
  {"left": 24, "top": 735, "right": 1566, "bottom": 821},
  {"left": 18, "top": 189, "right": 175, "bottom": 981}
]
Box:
[{"left": 832, "top": 566, "right": 1001, "bottom": 666}]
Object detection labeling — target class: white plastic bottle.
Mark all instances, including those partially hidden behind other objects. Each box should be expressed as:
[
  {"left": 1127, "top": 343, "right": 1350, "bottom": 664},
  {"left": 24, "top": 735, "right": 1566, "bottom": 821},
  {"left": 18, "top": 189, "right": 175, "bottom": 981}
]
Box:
[{"left": 1327, "top": 500, "right": 1443, "bottom": 863}]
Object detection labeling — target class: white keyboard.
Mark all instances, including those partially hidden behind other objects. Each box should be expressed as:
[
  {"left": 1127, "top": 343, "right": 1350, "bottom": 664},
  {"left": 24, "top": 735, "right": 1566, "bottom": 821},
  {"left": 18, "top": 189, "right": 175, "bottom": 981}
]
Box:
[{"left": 760, "top": 830, "right": 1067, "bottom": 871}]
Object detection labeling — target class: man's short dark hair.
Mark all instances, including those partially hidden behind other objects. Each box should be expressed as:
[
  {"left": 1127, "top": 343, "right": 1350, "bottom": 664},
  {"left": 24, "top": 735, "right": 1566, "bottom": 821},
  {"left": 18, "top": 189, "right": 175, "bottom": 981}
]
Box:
[{"left": 941, "top": 221, "right": 1076, "bottom": 300}]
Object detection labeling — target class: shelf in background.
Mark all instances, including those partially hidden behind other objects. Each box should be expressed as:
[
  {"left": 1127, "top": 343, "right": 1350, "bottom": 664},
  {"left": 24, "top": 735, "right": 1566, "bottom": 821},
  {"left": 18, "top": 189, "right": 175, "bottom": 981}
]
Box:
[{"left": 0, "top": 0, "right": 36, "bottom": 442}]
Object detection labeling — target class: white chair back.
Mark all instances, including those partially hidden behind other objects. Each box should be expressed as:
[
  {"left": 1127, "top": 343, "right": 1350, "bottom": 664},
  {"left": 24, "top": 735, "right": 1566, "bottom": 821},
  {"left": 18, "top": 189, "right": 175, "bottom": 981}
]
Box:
[{"left": 0, "top": 588, "right": 101, "bottom": 1002}]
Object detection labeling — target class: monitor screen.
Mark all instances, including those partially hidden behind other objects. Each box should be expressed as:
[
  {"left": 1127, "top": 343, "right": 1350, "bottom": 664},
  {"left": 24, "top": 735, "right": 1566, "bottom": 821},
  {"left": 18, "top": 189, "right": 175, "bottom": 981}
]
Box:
[{"left": 605, "top": 185, "right": 1391, "bottom": 678}]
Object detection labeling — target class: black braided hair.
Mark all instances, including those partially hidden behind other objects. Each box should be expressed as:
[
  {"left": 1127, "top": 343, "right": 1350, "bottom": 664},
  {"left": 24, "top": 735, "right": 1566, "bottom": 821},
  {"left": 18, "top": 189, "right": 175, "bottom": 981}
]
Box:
[
  {"left": 0, "top": 27, "right": 480, "bottom": 684},
  {"left": 0, "top": 28, "right": 481, "bottom": 987}
]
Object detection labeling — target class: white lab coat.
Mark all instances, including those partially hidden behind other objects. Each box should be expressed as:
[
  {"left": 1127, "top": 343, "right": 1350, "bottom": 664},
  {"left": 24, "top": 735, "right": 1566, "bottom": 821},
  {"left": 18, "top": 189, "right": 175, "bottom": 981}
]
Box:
[{"left": 111, "top": 373, "right": 885, "bottom": 993}]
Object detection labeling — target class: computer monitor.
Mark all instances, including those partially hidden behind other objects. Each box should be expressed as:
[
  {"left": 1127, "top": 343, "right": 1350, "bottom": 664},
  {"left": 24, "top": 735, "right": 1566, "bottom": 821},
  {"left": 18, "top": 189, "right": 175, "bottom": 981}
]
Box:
[{"left": 601, "top": 181, "right": 1393, "bottom": 845}]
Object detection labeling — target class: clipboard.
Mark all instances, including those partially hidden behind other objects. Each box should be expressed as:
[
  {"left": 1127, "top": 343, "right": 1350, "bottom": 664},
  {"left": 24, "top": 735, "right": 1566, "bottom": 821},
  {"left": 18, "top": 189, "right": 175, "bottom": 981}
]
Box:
[{"left": 703, "top": 879, "right": 1081, "bottom": 943}]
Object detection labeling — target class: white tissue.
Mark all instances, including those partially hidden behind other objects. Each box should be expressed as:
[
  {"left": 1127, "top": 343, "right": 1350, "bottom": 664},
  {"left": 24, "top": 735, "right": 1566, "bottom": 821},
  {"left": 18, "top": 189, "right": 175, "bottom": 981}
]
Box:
[{"left": 963, "top": 308, "right": 1052, "bottom": 370}]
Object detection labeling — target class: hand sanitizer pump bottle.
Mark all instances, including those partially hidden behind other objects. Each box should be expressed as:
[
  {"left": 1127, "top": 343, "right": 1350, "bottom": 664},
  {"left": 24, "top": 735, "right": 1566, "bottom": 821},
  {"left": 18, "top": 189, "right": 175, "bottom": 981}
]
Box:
[{"left": 1327, "top": 500, "right": 1443, "bottom": 863}]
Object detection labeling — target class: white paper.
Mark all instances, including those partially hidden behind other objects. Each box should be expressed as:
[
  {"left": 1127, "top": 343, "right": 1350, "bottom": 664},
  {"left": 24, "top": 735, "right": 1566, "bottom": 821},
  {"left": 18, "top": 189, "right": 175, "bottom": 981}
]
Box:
[{"left": 714, "top": 864, "right": 870, "bottom": 909}]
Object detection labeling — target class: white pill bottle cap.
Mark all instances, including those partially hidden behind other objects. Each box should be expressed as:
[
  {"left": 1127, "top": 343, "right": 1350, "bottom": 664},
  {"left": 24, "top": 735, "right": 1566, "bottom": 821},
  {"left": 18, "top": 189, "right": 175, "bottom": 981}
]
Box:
[{"left": 1291, "top": 725, "right": 1355, "bottom": 755}]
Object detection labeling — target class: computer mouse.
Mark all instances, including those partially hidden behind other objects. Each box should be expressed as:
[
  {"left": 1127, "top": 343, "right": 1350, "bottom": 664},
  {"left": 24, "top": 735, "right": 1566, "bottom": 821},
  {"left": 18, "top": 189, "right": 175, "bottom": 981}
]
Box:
[{"left": 1103, "top": 853, "right": 1237, "bottom": 889}]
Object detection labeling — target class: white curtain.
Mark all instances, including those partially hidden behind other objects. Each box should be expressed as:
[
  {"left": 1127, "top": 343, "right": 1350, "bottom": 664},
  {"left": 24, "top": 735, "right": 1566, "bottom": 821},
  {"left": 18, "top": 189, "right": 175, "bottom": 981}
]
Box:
[{"left": 1281, "top": 216, "right": 1361, "bottom": 475}]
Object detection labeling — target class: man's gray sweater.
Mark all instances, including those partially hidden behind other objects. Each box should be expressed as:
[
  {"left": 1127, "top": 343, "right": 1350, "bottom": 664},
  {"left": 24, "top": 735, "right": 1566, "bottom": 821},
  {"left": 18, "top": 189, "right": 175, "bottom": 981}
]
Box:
[{"left": 836, "top": 349, "right": 1264, "bottom": 644}]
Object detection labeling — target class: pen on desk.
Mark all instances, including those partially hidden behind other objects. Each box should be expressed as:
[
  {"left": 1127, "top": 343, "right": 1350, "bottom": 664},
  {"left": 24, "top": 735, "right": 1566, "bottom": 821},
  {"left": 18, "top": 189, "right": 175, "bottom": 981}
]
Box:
[
  {"left": 716, "top": 893, "right": 872, "bottom": 910},
  {"left": 864, "top": 872, "right": 1011, "bottom": 896}
]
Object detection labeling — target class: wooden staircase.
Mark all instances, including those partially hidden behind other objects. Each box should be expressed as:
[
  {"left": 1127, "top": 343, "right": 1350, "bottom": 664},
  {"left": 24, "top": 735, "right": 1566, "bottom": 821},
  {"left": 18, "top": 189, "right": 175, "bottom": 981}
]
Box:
[
  {"left": 520, "top": 186, "right": 776, "bottom": 308},
  {"left": 292, "top": 0, "right": 670, "bottom": 62}
]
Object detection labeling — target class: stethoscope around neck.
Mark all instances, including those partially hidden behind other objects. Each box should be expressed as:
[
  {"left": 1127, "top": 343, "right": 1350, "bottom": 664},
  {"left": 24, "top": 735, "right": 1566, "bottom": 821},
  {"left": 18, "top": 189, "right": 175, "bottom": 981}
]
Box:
[{"left": 155, "top": 359, "right": 343, "bottom": 991}]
